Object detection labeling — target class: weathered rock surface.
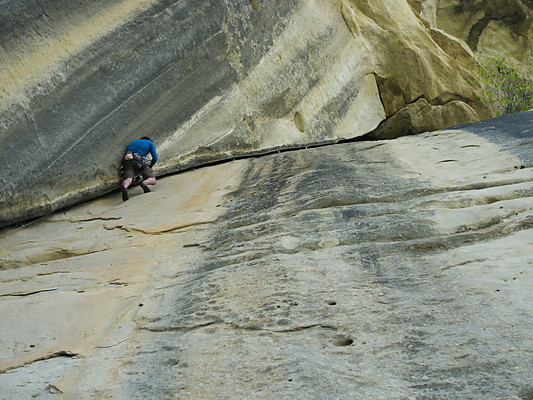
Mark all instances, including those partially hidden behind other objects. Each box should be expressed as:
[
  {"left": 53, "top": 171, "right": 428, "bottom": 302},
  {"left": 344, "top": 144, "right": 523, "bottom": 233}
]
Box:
[
  {"left": 0, "top": 112, "right": 531, "bottom": 399},
  {"left": 415, "top": 0, "right": 533, "bottom": 78},
  {"left": 1, "top": 0, "right": 499, "bottom": 228}
]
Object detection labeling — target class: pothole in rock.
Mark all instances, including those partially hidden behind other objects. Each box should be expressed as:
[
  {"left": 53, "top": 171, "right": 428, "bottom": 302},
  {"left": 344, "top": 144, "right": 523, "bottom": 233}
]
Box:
[{"left": 333, "top": 336, "right": 354, "bottom": 347}]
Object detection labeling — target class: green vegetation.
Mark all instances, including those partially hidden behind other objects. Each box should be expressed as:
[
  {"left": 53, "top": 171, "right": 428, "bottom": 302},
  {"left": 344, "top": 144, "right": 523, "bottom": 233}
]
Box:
[{"left": 476, "top": 57, "right": 533, "bottom": 116}]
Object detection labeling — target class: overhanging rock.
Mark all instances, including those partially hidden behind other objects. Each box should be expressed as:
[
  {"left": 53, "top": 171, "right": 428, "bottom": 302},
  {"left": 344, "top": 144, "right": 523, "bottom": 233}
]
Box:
[{"left": 0, "top": 0, "right": 494, "bottom": 228}]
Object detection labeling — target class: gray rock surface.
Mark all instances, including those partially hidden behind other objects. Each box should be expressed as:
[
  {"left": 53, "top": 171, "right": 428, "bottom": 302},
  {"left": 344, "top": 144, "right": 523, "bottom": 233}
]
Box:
[
  {"left": 1, "top": 0, "right": 500, "bottom": 227},
  {"left": 0, "top": 112, "right": 531, "bottom": 399}
]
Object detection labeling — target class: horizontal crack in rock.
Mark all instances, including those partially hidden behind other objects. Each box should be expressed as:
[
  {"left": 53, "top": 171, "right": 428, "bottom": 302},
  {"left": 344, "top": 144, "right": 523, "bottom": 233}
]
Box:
[
  {"left": 0, "top": 287, "right": 58, "bottom": 297},
  {"left": 406, "top": 215, "right": 533, "bottom": 252},
  {"left": 36, "top": 270, "right": 71, "bottom": 276},
  {"left": 69, "top": 216, "right": 122, "bottom": 223},
  {"left": 139, "top": 320, "right": 337, "bottom": 335},
  {"left": 120, "top": 219, "right": 217, "bottom": 235},
  {"left": 94, "top": 338, "right": 129, "bottom": 349},
  {"left": 440, "top": 258, "right": 490, "bottom": 271},
  {"left": 0, "top": 248, "right": 109, "bottom": 270},
  {"left": 226, "top": 322, "right": 338, "bottom": 333},
  {"left": 271, "top": 324, "right": 337, "bottom": 333},
  {"left": 0, "top": 350, "right": 81, "bottom": 374},
  {"left": 140, "top": 320, "right": 220, "bottom": 332},
  {"left": 436, "top": 159, "right": 458, "bottom": 164}
]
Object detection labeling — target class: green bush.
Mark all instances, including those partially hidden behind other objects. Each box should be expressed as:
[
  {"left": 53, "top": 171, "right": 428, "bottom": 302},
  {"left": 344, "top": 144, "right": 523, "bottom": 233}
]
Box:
[{"left": 476, "top": 57, "right": 533, "bottom": 116}]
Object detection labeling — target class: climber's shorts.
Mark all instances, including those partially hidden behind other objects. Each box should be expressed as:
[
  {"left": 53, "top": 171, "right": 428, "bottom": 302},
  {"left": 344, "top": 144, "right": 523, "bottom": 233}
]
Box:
[{"left": 123, "top": 159, "right": 155, "bottom": 180}]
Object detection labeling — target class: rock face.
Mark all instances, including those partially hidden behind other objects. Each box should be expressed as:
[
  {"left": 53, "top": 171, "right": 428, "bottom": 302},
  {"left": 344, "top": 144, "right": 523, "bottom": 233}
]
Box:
[
  {"left": 0, "top": 0, "right": 499, "bottom": 227},
  {"left": 0, "top": 112, "right": 531, "bottom": 399},
  {"left": 416, "top": 0, "right": 533, "bottom": 78}
]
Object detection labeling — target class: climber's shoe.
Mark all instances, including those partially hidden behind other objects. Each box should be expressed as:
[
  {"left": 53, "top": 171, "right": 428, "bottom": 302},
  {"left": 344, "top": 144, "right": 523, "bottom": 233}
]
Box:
[
  {"left": 121, "top": 187, "right": 129, "bottom": 201},
  {"left": 140, "top": 182, "right": 151, "bottom": 193}
]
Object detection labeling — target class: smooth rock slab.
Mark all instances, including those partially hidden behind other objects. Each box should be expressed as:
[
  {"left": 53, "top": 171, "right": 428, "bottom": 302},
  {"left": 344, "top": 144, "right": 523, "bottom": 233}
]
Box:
[{"left": 0, "top": 112, "right": 531, "bottom": 399}]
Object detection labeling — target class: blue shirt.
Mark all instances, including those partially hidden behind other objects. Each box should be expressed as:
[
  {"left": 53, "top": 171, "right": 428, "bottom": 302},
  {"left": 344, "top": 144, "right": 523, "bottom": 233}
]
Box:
[{"left": 125, "top": 139, "right": 158, "bottom": 167}]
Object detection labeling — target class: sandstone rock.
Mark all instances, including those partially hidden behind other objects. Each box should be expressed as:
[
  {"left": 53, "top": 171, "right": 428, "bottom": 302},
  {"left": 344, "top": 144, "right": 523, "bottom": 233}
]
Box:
[
  {"left": 0, "top": 112, "right": 531, "bottom": 399},
  {"left": 368, "top": 97, "right": 480, "bottom": 139},
  {"left": 0, "top": 0, "right": 495, "bottom": 228},
  {"left": 420, "top": 0, "right": 533, "bottom": 79}
]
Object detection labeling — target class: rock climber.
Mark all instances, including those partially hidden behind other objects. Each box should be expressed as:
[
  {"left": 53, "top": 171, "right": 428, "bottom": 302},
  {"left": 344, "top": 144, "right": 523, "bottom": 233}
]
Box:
[{"left": 120, "top": 136, "right": 158, "bottom": 201}]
